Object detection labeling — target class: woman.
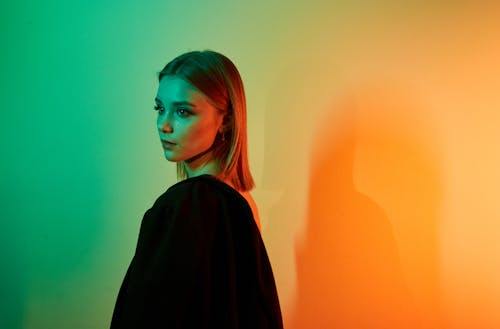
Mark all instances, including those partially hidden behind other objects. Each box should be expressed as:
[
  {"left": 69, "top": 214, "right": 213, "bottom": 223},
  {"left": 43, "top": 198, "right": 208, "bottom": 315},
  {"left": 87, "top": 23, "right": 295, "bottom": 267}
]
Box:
[{"left": 110, "top": 50, "right": 283, "bottom": 328}]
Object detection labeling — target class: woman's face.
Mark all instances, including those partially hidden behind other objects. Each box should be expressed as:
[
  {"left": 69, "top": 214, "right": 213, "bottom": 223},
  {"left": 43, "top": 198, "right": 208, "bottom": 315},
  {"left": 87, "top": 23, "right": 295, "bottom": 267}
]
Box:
[{"left": 155, "top": 76, "right": 224, "bottom": 163}]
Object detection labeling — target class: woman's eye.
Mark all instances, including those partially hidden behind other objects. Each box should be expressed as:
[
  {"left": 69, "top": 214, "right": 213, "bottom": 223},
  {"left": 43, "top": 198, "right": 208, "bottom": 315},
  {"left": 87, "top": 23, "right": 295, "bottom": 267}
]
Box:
[
  {"left": 154, "top": 105, "right": 165, "bottom": 114},
  {"left": 176, "top": 107, "right": 191, "bottom": 118}
]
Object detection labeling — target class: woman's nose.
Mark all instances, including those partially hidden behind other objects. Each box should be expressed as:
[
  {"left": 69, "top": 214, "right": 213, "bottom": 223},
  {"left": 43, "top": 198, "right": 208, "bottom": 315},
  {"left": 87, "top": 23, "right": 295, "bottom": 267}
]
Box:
[
  {"left": 160, "top": 121, "right": 173, "bottom": 133},
  {"left": 158, "top": 115, "right": 173, "bottom": 133}
]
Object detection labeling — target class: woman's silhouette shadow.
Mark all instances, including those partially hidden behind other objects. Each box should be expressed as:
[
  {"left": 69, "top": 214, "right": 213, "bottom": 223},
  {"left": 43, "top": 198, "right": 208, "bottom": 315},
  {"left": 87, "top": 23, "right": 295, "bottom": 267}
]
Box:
[
  {"left": 260, "top": 56, "right": 445, "bottom": 328},
  {"left": 289, "top": 95, "right": 420, "bottom": 328}
]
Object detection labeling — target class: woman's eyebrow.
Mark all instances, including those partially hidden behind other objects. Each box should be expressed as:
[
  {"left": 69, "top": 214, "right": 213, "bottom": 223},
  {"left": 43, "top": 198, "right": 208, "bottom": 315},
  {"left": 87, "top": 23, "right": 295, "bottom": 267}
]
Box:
[
  {"left": 172, "top": 101, "right": 196, "bottom": 108},
  {"left": 155, "top": 98, "right": 197, "bottom": 108}
]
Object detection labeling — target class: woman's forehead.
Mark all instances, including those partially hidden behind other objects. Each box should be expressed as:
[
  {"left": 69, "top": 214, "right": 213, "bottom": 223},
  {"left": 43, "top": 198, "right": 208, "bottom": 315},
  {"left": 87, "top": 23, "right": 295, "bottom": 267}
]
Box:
[{"left": 156, "top": 77, "right": 208, "bottom": 106}]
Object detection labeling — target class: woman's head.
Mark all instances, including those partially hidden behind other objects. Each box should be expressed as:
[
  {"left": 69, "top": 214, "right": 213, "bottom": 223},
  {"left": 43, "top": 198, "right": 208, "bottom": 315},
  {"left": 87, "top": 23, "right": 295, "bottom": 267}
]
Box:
[{"left": 155, "top": 50, "right": 254, "bottom": 191}]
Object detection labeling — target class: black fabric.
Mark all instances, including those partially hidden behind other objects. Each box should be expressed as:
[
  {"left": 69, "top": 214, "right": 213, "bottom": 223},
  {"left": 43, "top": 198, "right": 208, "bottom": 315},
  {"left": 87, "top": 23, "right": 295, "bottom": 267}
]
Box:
[{"left": 110, "top": 174, "right": 283, "bottom": 329}]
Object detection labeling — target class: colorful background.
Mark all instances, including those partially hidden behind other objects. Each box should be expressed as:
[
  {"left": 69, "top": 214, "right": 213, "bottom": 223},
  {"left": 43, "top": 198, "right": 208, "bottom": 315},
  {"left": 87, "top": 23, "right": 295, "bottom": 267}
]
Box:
[{"left": 1, "top": 1, "right": 499, "bottom": 328}]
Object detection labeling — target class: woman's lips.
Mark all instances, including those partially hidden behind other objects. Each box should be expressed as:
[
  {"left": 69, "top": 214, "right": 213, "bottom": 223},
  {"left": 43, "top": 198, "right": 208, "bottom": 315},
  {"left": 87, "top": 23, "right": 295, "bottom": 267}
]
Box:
[{"left": 161, "top": 140, "right": 176, "bottom": 148}]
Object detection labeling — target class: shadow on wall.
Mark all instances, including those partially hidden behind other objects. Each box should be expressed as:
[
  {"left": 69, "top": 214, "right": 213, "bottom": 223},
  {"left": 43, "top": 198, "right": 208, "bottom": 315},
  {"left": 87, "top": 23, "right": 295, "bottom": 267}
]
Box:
[{"left": 289, "top": 89, "right": 445, "bottom": 329}]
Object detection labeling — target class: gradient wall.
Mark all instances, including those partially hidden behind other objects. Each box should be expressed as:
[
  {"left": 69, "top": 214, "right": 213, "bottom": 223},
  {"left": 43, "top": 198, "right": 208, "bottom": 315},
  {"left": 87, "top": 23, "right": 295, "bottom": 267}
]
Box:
[{"left": 1, "top": 1, "right": 499, "bottom": 328}]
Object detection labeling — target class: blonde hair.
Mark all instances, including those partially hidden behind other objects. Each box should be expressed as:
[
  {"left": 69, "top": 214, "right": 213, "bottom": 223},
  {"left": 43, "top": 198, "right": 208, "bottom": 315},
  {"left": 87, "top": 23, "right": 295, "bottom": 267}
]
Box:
[{"left": 158, "top": 50, "right": 254, "bottom": 191}]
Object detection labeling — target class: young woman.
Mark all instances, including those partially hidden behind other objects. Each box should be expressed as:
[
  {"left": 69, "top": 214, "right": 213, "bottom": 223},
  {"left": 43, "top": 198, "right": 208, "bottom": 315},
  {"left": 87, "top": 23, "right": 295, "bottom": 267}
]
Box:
[{"left": 110, "top": 50, "right": 283, "bottom": 328}]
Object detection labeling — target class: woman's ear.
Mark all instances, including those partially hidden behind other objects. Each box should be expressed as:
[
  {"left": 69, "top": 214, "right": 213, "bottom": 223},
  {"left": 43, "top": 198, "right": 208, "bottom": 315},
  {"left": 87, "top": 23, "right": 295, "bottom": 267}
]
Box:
[
  {"left": 218, "top": 119, "right": 225, "bottom": 134},
  {"left": 219, "top": 112, "right": 232, "bottom": 134}
]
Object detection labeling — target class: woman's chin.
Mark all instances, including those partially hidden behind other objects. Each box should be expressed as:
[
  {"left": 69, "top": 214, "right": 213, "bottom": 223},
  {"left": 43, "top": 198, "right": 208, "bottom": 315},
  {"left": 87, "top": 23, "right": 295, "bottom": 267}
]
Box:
[{"left": 163, "top": 151, "right": 179, "bottom": 162}]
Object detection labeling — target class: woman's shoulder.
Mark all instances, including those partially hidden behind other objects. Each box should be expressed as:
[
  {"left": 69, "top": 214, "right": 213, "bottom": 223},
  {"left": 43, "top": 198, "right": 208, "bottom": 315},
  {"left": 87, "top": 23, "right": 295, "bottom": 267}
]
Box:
[
  {"left": 157, "top": 174, "right": 250, "bottom": 210},
  {"left": 155, "top": 175, "right": 261, "bottom": 231},
  {"left": 167, "top": 174, "right": 236, "bottom": 195}
]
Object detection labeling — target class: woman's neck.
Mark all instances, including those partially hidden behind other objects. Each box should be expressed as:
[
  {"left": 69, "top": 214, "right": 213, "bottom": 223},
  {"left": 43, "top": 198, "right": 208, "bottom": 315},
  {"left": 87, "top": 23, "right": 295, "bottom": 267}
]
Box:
[{"left": 183, "top": 150, "right": 221, "bottom": 178}]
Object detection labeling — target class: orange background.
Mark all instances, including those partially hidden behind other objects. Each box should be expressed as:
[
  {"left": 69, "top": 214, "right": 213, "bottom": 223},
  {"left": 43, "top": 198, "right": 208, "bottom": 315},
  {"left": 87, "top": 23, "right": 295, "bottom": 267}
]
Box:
[{"left": 257, "top": 2, "right": 500, "bottom": 328}]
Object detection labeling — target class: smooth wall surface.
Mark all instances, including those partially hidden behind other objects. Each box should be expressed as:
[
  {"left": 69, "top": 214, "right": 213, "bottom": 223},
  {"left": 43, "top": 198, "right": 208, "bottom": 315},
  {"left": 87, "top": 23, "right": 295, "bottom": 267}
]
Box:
[{"left": 1, "top": 1, "right": 499, "bottom": 328}]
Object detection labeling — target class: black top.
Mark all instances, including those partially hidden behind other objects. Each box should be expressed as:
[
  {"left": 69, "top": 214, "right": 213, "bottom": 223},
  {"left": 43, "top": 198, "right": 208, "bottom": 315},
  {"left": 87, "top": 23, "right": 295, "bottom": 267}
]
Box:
[{"left": 110, "top": 174, "right": 283, "bottom": 329}]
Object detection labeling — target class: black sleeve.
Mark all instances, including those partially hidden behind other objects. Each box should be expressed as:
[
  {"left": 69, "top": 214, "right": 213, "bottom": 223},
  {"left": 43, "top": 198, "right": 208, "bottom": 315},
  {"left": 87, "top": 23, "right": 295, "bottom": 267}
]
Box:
[
  {"left": 153, "top": 179, "right": 227, "bottom": 325},
  {"left": 110, "top": 178, "right": 283, "bottom": 329}
]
